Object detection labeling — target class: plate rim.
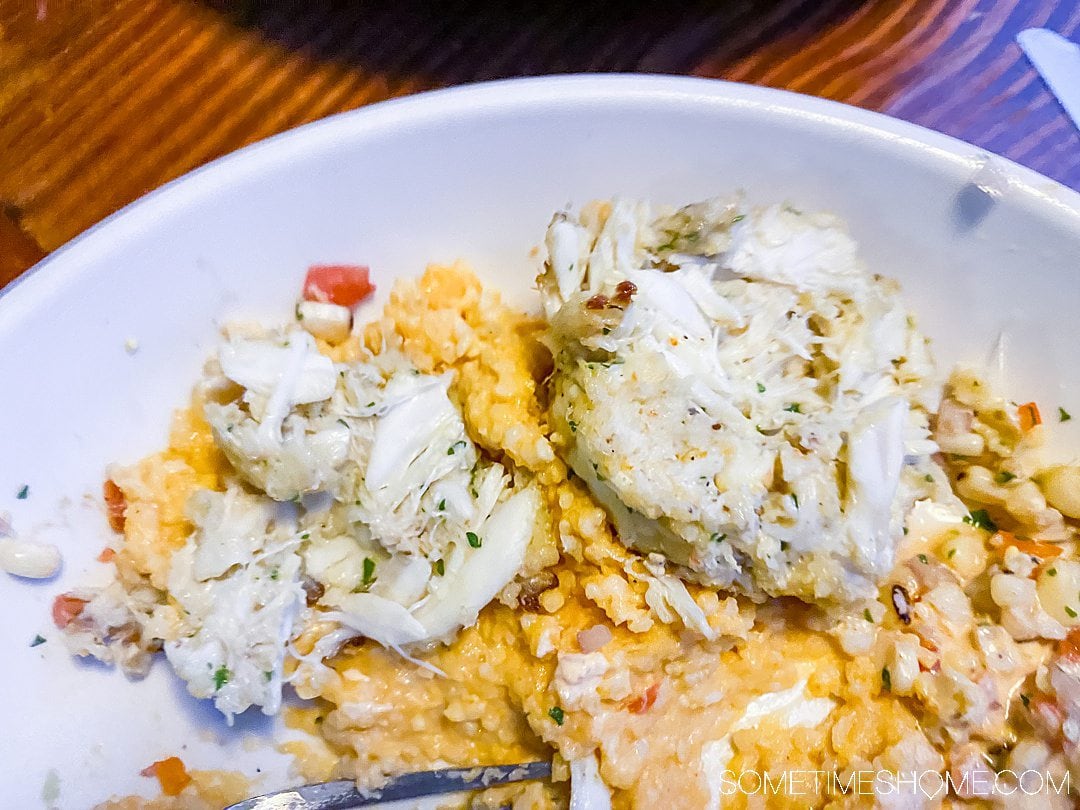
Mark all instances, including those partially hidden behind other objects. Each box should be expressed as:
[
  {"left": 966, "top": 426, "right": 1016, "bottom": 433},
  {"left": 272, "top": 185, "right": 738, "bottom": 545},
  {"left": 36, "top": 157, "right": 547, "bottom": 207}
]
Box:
[{"left": 3, "top": 73, "right": 1079, "bottom": 321}]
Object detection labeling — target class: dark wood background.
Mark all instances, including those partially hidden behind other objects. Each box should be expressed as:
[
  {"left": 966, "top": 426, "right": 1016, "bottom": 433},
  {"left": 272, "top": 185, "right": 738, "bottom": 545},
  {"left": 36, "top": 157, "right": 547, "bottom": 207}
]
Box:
[{"left": 1, "top": 0, "right": 1078, "bottom": 286}]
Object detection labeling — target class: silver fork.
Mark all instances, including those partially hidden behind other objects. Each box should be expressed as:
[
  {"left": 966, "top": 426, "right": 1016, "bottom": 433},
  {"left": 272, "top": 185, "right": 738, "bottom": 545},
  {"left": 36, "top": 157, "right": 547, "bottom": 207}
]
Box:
[{"left": 225, "top": 760, "right": 551, "bottom": 809}]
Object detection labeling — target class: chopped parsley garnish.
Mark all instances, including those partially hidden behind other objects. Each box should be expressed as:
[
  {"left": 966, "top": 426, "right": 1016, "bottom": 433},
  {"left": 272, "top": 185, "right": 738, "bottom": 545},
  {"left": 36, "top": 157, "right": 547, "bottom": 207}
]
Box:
[
  {"left": 1048, "top": 568, "right": 1058, "bottom": 576},
  {"left": 264, "top": 671, "right": 273, "bottom": 682},
  {"left": 863, "top": 609, "right": 873, "bottom": 623},
  {"left": 1060, "top": 407, "right": 1072, "bottom": 422},
  {"left": 783, "top": 403, "right": 802, "bottom": 413},
  {"left": 731, "top": 214, "right": 746, "bottom": 223},
  {"left": 790, "top": 493, "right": 799, "bottom": 508},
  {"left": 434, "top": 559, "right": 445, "bottom": 577},
  {"left": 548, "top": 706, "right": 565, "bottom": 725},
  {"left": 881, "top": 667, "right": 892, "bottom": 692},
  {"left": 1066, "top": 606, "right": 1078, "bottom": 619},
  {"left": 466, "top": 531, "right": 482, "bottom": 548},
  {"left": 756, "top": 382, "right": 766, "bottom": 393},
  {"left": 709, "top": 532, "right": 727, "bottom": 543},
  {"left": 1020, "top": 693, "right": 1031, "bottom": 708},
  {"left": 601, "top": 327, "right": 611, "bottom": 335},
  {"left": 918, "top": 554, "right": 929, "bottom": 565},
  {"left": 924, "top": 474, "right": 933, "bottom": 483},
  {"left": 962, "top": 509, "right": 997, "bottom": 532},
  {"left": 269, "top": 568, "right": 279, "bottom": 581},
  {"left": 447, "top": 440, "right": 467, "bottom": 456},
  {"left": 366, "top": 401, "right": 376, "bottom": 408},
  {"left": 337, "top": 418, "right": 349, "bottom": 428},
  {"left": 780, "top": 541, "right": 789, "bottom": 550},
  {"left": 30, "top": 634, "right": 46, "bottom": 647},
  {"left": 994, "top": 471, "right": 1017, "bottom": 484},
  {"left": 213, "top": 665, "right": 231, "bottom": 691},
  {"left": 568, "top": 420, "right": 578, "bottom": 433},
  {"left": 16, "top": 485, "right": 28, "bottom": 500},
  {"left": 294, "top": 302, "right": 303, "bottom": 321},
  {"left": 948, "top": 548, "right": 957, "bottom": 559},
  {"left": 300, "top": 532, "right": 310, "bottom": 540},
  {"left": 362, "top": 557, "right": 377, "bottom": 585},
  {"left": 437, "top": 499, "right": 446, "bottom": 512}
]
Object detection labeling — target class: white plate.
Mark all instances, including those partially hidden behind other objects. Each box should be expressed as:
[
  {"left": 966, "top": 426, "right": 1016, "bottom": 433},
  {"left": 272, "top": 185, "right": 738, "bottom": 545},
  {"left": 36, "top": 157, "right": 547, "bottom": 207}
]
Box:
[{"left": 2, "top": 75, "right": 1079, "bottom": 807}]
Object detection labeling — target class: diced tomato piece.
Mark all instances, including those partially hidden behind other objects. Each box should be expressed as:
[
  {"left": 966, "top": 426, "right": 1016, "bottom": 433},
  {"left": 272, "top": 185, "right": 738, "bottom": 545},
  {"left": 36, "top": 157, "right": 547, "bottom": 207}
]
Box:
[
  {"left": 51, "top": 594, "right": 88, "bottom": 628},
  {"left": 103, "top": 479, "right": 126, "bottom": 533},
  {"left": 994, "top": 531, "right": 1062, "bottom": 562},
  {"left": 1018, "top": 402, "right": 1042, "bottom": 432},
  {"left": 627, "top": 681, "right": 661, "bottom": 714},
  {"left": 141, "top": 756, "right": 192, "bottom": 797},
  {"left": 302, "top": 264, "right": 375, "bottom": 308},
  {"left": 97, "top": 547, "right": 116, "bottom": 563}
]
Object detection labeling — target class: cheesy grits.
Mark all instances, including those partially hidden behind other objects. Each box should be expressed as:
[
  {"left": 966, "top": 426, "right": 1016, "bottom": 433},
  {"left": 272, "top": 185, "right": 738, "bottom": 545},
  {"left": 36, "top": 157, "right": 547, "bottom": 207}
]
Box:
[{"left": 39, "top": 201, "right": 1080, "bottom": 808}]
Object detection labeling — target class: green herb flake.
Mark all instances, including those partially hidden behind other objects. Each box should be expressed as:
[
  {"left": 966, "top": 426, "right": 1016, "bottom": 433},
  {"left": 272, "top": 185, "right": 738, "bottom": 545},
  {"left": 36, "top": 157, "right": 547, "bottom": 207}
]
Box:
[
  {"left": 948, "top": 548, "right": 957, "bottom": 559},
  {"left": 994, "top": 471, "right": 1017, "bottom": 484},
  {"left": 709, "top": 532, "right": 727, "bottom": 544},
  {"left": 30, "top": 634, "right": 46, "bottom": 647},
  {"left": 434, "top": 559, "right": 445, "bottom": 577},
  {"left": 962, "top": 509, "right": 997, "bottom": 533},
  {"left": 924, "top": 474, "right": 934, "bottom": 483},
  {"left": 756, "top": 382, "right": 766, "bottom": 393},
  {"left": 300, "top": 532, "right": 310, "bottom": 540},
  {"left": 437, "top": 499, "right": 447, "bottom": 512},
  {"left": 213, "top": 665, "right": 231, "bottom": 691},
  {"left": 780, "top": 540, "right": 790, "bottom": 551},
  {"left": 294, "top": 302, "right": 303, "bottom": 321},
  {"left": 466, "top": 531, "right": 482, "bottom": 549},
  {"left": 1066, "top": 606, "right": 1078, "bottom": 619},
  {"left": 568, "top": 420, "right": 578, "bottom": 433},
  {"left": 548, "top": 706, "right": 565, "bottom": 726},
  {"left": 362, "top": 557, "right": 377, "bottom": 585},
  {"left": 863, "top": 609, "right": 873, "bottom": 623},
  {"left": 447, "top": 440, "right": 467, "bottom": 456},
  {"left": 881, "top": 667, "right": 892, "bottom": 692},
  {"left": 1020, "top": 693, "right": 1030, "bottom": 708},
  {"left": 16, "top": 485, "right": 28, "bottom": 500},
  {"left": 1049, "top": 568, "right": 1058, "bottom": 577},
  {"left": 1060, "top": 407, "right": 1073, "bottom": 422},
  {"left": 264, "top": 671, "right": 273, "bottom": 682},
  {"left": 918, "top": 554, "right": 929, "bottom": 564},
  {"left": 269, "top": 568, "right": 279, "bottom": 581},
  {"left": 784, "top": 403, "right": 802, "bottom": 414},
  {"left": 731, "top": 214, "right": 746, "bottom": 223},
  {"left": 791, "top": 493, "right": 799, "bottom": 508}
]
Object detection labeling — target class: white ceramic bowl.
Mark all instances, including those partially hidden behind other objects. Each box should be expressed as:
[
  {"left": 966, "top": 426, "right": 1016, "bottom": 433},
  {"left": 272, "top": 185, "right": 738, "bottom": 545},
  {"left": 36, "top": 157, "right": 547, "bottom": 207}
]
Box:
[{"left": 2, "top": 76, "right": 1079, "bottom": 806}]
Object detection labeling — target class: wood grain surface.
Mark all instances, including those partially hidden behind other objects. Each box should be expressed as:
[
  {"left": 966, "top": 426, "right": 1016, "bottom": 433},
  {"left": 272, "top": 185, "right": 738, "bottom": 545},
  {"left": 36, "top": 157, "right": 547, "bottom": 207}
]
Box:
[{"left": 0, "top": 0, "right": 1077, "bottom": 278}]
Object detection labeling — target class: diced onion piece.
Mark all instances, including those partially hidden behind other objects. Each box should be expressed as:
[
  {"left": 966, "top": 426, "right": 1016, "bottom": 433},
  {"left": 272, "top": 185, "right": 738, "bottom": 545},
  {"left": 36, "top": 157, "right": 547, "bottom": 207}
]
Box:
[
  {"left": 297, "top": 300, "right": 352, "bottom": 344},
  {"left": 577, "top": 624, "right": 612, "bottom": 653}
]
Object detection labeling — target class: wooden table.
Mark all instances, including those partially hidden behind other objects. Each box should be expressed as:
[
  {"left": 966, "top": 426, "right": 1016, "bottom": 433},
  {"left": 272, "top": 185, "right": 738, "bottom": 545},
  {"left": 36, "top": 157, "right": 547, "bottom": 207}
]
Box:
[{"left": 1, "top": 0, "right": 1077, "bottom": 286}]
